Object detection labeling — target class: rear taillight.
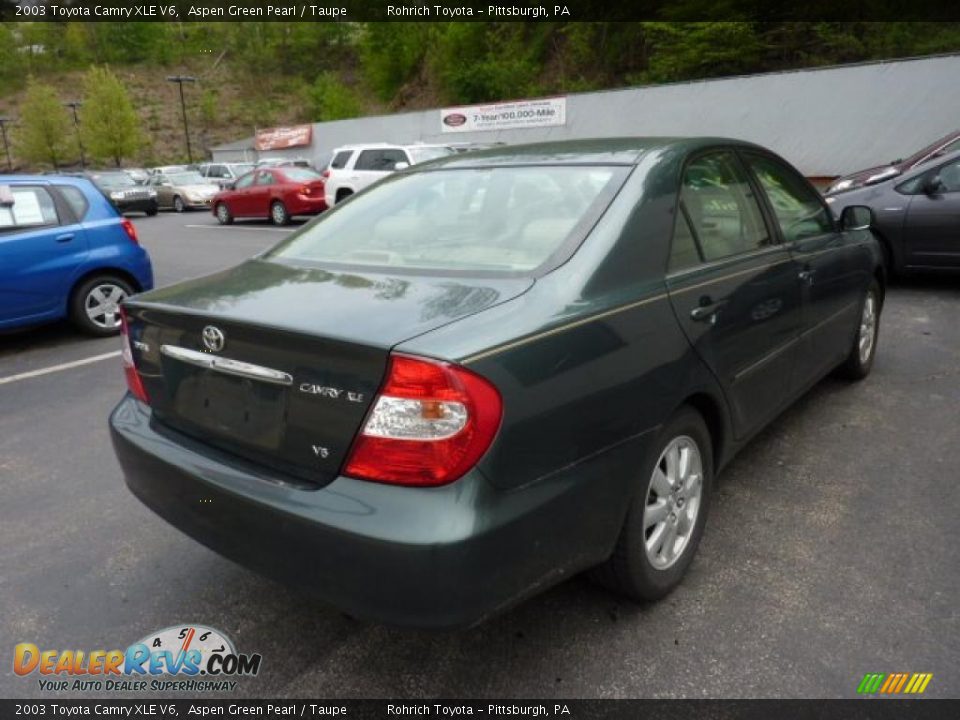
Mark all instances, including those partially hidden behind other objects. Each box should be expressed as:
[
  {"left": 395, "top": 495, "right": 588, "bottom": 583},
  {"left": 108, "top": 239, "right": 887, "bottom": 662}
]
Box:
[
  {"left": 120, "top": 308, "right": 149, "bottom": 404},
  {"left": 321, "top": 170, "right": 331, "bottom": 179},
  {"left": 121, "top": 218, "right": 139, "bottom": 245},
  {"left": 344, "top": 354, "right": 502, "bottom": 486}
]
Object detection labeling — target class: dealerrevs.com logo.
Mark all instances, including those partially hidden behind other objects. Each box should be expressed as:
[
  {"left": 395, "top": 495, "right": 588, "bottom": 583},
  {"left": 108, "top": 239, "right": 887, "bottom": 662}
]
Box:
[{"left": 14, "top": 625, "right": 262, "bottom": 693}]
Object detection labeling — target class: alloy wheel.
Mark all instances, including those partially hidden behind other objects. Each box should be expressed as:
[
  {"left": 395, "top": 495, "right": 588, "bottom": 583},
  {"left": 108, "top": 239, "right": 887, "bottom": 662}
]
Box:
[
  {"left": 84, "top": 283, "right": 127, "bottom": 330},
  {"left": 643, "top": 436, "right": 704, "bottom": 570},
  {"left": 858, "top": 292, "right": 877, "bottom": 364}
]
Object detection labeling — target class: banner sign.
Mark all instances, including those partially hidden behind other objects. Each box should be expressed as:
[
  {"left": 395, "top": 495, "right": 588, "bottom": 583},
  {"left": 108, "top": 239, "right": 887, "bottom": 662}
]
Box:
[
  {"left": 255, "top": 125, "right": 313, "bottom": 151},
  {"left": 440, "top": 97, "right": 566, "bottom": 133}
]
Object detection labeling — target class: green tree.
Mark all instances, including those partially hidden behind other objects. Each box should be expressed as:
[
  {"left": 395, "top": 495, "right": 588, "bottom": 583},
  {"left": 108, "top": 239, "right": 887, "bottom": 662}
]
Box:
[
  {"left": 307, "top": 72, "right": 361, "bottom": 121},
  {"left": 79, "top": 66, "right": 142, "bottom": 167},
  {"left": 0, "top": 24, "right": 25, "bottom": 94},
  {"left": 14, "top": 78, "right": 74, "bottom": 169}
]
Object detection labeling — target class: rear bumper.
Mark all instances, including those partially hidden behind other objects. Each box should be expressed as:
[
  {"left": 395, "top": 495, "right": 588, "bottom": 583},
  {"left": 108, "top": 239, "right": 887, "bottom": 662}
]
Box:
[
  {"left": 287, "top": 196, "right": 327, "bottom": 215},
  {"left": 109, "top": 395, "right": 633, "bottom": 628}
]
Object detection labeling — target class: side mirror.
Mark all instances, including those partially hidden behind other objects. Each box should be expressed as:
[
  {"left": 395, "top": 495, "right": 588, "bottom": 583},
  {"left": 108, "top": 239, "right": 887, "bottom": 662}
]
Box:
[
  {"left": 923, "top": 175, "right": 942, "bottom": 195},
  {"left": 393, "top": 161, "right": 410, "bottom": 171},
  {"left": 839, "top": 205, "right": 873, "bottom": 231}
]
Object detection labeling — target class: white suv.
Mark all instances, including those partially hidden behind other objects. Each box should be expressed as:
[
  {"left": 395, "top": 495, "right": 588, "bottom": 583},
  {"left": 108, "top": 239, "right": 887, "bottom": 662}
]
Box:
[{"left": 323, "top": 143, "right": 455, "bottom": 207}]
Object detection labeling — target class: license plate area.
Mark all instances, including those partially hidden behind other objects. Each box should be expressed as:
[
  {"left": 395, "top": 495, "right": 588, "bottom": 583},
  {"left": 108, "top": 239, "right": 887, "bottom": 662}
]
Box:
[{"left": 171, "top": 370, "right": 287, "bottom": 451}]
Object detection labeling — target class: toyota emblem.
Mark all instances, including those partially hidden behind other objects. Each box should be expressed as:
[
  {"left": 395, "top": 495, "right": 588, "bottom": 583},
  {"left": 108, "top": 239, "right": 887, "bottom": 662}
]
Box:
[{"left": 201, "top": 325, "right": 225, "bottom": 352}]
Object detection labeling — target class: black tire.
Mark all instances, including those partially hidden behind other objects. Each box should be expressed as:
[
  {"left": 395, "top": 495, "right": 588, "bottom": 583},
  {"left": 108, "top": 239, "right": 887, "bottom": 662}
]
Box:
[
  {"left": 145, "top": 205, "right": 158, "bottom": 217},
  {"left": 335, "top": 188, "right": 353, "bottom": 204},
  {"left": 592, "top": 407, "right": 713, "bottom": 602},
  {"left": 215, "top": 202, "right": 233, "bottom": 225},
  {"left": 270, "top": 200, "right": 290, "bottom": 226},
  {"left": 173, "top": 195, "right": 185, "bottom": 213},
  {"left": 836, "top": 279, "right": 882, "bottom": 381},
  {"left": 69, "top": 274, "right": 135, "bottom": 337}
]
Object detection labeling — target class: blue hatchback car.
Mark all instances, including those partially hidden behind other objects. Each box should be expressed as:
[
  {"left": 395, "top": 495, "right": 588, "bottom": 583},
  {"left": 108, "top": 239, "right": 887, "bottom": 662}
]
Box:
[{"left": 0, "top": 175, "right": 154, "bottom": 336}]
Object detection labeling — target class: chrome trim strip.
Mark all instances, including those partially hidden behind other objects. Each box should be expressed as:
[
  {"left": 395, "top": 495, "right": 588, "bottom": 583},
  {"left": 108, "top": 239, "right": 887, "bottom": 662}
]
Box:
[{"left": 160, "top": 345, "right": 293, "bottom": 386}]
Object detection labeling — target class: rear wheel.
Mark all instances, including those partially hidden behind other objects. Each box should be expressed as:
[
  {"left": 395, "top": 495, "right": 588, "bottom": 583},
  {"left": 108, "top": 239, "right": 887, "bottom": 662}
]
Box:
[
  {"left": 837, "top": 279, "right": 881, "bottom": 380},
  {"left": 270, "top": 200, "right": 290, "bottom": 226},
  {"left": 173, "top": 195, "right": 185, "bottom": 213},
  {"left": 593, "top": 407, "right": 713, "bottom": 601},
  {"left": 69, "top": 275, "right": 134, "bottom": 337},
  {"left": 215, "top": 202, "right": 233, "bottom": 225},
  {"left": 335, "top": 188, "right": 353, "bottom": 204}
]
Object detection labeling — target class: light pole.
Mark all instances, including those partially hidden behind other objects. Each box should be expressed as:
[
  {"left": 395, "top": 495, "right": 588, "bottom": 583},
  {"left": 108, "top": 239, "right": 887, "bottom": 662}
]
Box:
[
  {"left": 166, "top": 75, "right": 196, "bottom": 164},
  {"left": 0, "top": 116, "right": 12, "bottom": 171},
  {"left": 64, "top": 101, "right": 85, "bottom": 169}
]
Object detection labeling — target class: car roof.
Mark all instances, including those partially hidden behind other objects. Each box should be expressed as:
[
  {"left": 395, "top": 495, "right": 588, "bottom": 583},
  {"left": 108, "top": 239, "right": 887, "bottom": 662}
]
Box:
[
  {"left": 412, "top": 137, "right": 768, "bottom": 169},
  {"left": 0, "top": 174, "right": 98, "bottom": 186}
]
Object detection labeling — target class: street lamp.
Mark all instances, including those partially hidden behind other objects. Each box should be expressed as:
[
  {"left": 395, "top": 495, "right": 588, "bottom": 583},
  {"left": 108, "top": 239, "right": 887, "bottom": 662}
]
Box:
[
  {"left": 64, "top": 101, "right": 85, "bottom": 169},
  {"left": 166, "top": 75, "right": 197, "bottom": 164},
  {"left": 0, "top": 116, "right": 12, "bottom": 171}
]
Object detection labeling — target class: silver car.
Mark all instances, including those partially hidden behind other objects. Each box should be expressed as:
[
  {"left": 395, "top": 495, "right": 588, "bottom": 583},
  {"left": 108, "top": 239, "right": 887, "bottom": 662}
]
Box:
[{"left": 147, "top": 171, "right": 221, "bottom": 212}]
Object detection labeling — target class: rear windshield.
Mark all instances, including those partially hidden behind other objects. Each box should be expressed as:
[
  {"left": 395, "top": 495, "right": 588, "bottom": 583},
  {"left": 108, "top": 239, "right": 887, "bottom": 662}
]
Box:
[
  {"left": 168, "top": 172, "right": 206, "bottom": 185},
  {"left": 281, "top": 168, "right": 322, "bottom": 182},
  {"left": 265, "top": 165, "right": 627, "bottom": 275}
]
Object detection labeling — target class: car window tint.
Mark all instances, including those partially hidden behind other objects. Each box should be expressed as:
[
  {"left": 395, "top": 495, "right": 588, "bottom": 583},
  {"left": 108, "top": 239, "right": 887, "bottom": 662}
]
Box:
[
  {"left": 0, "top": 185, "right": 59, "bottom": 230},
  {"left": 331, "top": 151, "right": 353, "bottom": 169},
  {"left": 355, "top": 149, "right": 407, "bottom": 171},
  {"left": 55, "top": 185, "right": 89, "bottom": 220},
  {"left": 939, "top": 160, "right": 960, "bottom": 192},
  {"left": 669, "top": 208, "right": 702, "bottom": 272},
  {"left": 681, "top": 152, "right": 770, "bottom": 261},
  {"left": 746, "top": 154, "right": 834, "bottom": 242},
  {"left": 234, "top": 173, "right": 256, "bottom": 189},
  {"left": 266, "top": 165, "right": 627, "bottom": 274}
]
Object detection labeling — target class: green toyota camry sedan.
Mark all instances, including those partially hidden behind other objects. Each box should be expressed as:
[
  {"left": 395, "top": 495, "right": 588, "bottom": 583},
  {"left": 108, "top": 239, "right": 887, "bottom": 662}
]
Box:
[{"left": 110, "top": 138, "right": 884, "bottom": 628}]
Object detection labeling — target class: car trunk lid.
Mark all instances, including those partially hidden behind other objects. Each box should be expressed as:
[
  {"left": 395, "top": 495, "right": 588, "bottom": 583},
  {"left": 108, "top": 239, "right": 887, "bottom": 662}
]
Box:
[{"left": 123, "top": 259, "right": 531, "bottom": 485}]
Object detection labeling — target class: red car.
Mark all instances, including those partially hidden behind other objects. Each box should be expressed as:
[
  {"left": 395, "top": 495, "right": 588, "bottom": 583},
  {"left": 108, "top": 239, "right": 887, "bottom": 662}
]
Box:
[{"left": 212, "top": 167, "right": 326, "bottom": 226}]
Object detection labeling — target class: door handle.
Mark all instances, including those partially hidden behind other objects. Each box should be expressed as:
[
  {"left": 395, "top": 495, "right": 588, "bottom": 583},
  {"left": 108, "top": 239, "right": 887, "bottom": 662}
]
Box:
[
  {"left": 798, "top": 270, "right": 815, "bottom": 285},
  {"left": 55, "top": 233, "right": 75, "bottom": 243},
  {"left": 690, "top": 297, "right": 723, "bottom": 324}
]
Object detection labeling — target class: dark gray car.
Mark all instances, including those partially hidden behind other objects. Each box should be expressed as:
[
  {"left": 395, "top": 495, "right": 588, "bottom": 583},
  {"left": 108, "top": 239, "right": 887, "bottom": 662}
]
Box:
[{"left": 827, "top": 149, "right": 960, "bottom": 273}]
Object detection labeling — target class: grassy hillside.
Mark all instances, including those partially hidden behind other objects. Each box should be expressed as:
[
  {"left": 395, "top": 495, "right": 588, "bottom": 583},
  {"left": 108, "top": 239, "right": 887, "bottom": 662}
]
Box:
[{"left": 2, "top": 21, "right": 959, "bottom": 170}]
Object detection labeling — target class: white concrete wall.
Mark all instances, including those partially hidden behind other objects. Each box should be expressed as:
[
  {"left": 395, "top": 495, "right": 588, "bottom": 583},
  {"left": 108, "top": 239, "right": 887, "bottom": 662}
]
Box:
[{"left": 212, "top": 54, "right": 960, "bottom": 177}]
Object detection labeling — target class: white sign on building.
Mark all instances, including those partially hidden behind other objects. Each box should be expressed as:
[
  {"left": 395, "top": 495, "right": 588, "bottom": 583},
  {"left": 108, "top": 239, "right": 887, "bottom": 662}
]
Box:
[{"left": 440, "top": 97, "right": 566, "bottom": 133}]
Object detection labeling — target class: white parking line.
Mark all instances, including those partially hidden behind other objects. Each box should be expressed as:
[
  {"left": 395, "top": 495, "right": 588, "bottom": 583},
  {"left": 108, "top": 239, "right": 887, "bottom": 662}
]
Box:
[
  {"left": 0, "top": 351, "right": 121, "bottom": 386},
  {"left": 184, "top": 224, "right": 295, "bottom": 233}
]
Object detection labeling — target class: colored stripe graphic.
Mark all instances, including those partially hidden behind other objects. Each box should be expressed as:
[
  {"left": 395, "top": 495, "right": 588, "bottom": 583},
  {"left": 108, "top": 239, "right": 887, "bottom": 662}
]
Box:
[{"left": 857, "top": 672, "right": 932, "bottom": 694}]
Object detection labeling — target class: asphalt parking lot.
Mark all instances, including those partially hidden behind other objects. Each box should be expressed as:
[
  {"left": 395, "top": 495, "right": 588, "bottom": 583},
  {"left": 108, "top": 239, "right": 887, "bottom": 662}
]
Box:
[{"left": 1, "top": 211, "right": 958, "bottom": 699}]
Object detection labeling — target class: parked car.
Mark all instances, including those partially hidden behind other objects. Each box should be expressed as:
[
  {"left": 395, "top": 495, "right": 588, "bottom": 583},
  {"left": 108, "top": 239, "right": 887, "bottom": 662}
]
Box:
[
  {"left": 0, "top": 175, "right": 153, "bottom": 336},
  {"left": 826, "top": 148, "right": 960, "bottom": 273},
  {"left": 80, "top": 171, "right": 158, "bottom": 216},
  {"left": 149, "top": 165, "right": 189, "bottom": 177},
  {"left": 197, "top": 162, "right": 256, "bottom": 189},
  {"left": 146, "top": 170, "right": 220, "bottom": 213},
  {"left": 212, "top": 167, "right": 326, "bottom": 225},
  {"left": 110, "top": 139, "right": 884, "bottom": 628},
  {"left": 256, "top": 157, "right": 312, "bottom": 169},
  {"left": 824, "top": 129, "right": 960, "bottom": 196},
  {"left": 124, "top": 168, "right": 150, "bottom": 185},
  {"left": 323, "top": 143, "right": 455, "bottom": 207}
]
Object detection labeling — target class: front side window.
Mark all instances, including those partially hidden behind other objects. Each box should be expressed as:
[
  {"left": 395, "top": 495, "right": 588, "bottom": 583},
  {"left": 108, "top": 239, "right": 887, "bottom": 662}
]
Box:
[
  {"left": 681, "top": 151, "right": 771, "bottom": 262},
  {"left": 746, "top": 154, "right": 834, "bottom": 242},
  {"left": 234, "top": 173, "right": 256, "bottom": 189},
  {"left": 265, "top": 165, "right": 626, "bottom": 274},
  {"left": 0, "top": 185, "right": 59, "bottom": 231},
  {"left": 937, "top": 160, "right": 960, "bottom": 192},
  {"left": 255, "top": 171, "right": 277, "bottom": 186}
]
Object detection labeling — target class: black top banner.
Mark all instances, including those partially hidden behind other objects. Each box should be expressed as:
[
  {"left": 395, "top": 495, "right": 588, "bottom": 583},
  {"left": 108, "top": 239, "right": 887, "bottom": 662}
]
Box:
[
  {"left": 3, "top": 0, "right": 960, "bottom": 21},
  {"left": 1, "top": 700, "right": 959, "bottom": 719}
]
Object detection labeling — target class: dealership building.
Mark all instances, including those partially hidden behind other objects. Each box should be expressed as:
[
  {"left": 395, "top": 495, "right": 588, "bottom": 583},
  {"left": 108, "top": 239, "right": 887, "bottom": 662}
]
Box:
[{"left": 211, "top": 52, "right": 960, "bottom": 183}]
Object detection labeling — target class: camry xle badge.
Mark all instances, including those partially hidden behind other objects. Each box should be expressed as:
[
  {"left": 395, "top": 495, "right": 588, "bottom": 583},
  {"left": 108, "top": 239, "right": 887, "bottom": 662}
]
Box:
[
  {"left": 299, "top": 383, "right": 366, "bottom": 403},
  {"left": 201, "top": 325, "right": 225, "bottom": 352}
]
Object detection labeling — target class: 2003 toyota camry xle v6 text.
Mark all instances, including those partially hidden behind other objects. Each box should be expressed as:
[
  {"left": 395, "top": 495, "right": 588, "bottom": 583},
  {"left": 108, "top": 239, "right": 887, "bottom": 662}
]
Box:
[{"left": 110, "top": 139, "right": 884, "bottom": 628}]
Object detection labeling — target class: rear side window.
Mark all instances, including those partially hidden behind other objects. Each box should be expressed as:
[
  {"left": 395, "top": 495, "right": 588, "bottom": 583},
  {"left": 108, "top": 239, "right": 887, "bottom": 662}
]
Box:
[
  {"left": 354, "top": 149, "right": 408, "bottom": 171},
  {"left": 681, "top": 151, "right": 771, "bottom": 262},
  {"left": 55, "top": 185, "right": 90, "bottom": 220},
  {"left": 0, "top": 185, "right": 60, "bottom": 231},
  {"left": 330, "top": 150, "right": 353, "bottom": 170},
  {"left": 745, "top": 154, "right": 834, "bottom": 242}
]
